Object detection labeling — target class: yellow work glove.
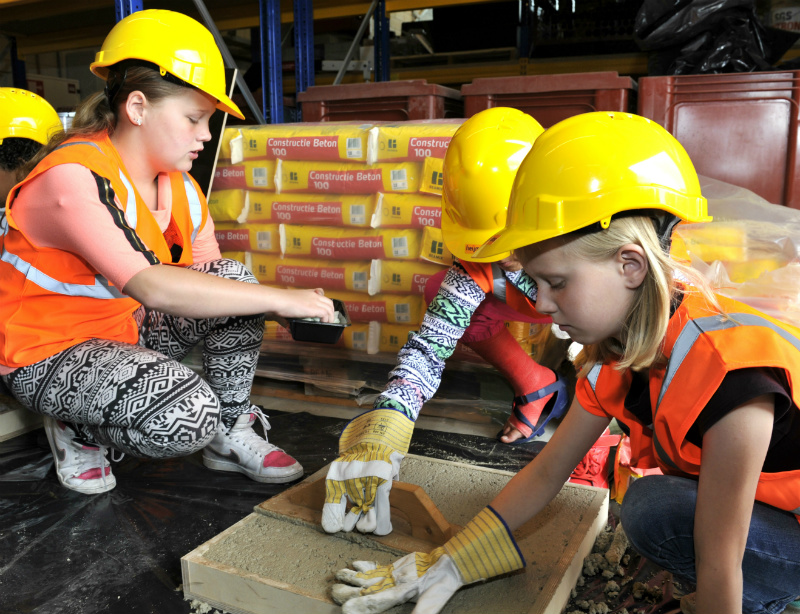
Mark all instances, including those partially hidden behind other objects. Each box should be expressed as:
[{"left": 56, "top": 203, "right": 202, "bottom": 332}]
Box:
[
  {"left": 332, "top": 506, "right": 525, "bottom": 614},
  {"left": 322, "top": 408, "right": 414, "bottom": 535}
]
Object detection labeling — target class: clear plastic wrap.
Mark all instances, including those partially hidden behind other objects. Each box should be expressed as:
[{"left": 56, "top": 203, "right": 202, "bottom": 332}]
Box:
[{"left": 675, "top": 175, "right": 800, "bottom": 326}]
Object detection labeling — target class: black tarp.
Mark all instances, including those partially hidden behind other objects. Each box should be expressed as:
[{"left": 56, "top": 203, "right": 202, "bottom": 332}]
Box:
[{"left": 0, "top": 409, "right": 685, "bottom": 614}]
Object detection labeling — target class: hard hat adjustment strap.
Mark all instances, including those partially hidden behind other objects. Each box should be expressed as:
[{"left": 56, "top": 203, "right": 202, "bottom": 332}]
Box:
[
  {"left": 104, "top": 60, "right": 193, "bottom": 109},
  {"left": 583, "top": 208, "right": 681, "bottom": 255},
  {"left": 104, "top": 64, "right": 130, "bottom": 108}
]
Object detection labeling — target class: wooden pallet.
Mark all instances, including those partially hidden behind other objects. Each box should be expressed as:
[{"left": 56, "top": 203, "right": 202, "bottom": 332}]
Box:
[{"left": 182, "top": 454, "right": 608, "bottom": 614}]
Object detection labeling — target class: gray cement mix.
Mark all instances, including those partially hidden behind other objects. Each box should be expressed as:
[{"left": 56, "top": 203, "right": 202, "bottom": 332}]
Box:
[{"left": 201, "top": 455, "right": 604, "bottom": 614}]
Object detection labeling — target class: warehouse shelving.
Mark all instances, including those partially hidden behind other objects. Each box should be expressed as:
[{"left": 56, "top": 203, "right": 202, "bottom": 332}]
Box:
[{"left": 0, "top": 0, "right": 505, "bottom": 56}]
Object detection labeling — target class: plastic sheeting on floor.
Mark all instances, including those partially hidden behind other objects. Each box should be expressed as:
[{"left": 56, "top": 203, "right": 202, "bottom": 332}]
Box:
[{"left": 0, "top": 409, "right": 685, "bottom": 614}]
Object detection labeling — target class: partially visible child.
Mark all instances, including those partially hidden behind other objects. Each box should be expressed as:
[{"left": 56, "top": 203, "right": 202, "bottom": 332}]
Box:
[
  {"left": 382, "top": 106, "right": 569, "bottom": 446},
  {"left": 332, "top": 112, "right": 800, "bottom": 614},
  {"left": 322, "top": 108, "right": 569, "bottom": 537},
  {"left": 0, "top": 87, "right": 62, "bottom": 204}
]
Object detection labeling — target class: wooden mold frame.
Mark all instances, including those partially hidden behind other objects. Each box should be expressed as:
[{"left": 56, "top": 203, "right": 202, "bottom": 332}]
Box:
[{"left": 182, "top": 454, "right": 609, "bottom": 614}]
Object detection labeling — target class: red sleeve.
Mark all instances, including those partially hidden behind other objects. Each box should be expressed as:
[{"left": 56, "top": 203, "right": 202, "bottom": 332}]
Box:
[
  {"left": 575, "top": 374, "right": 613, "bottom": 418},
  {"left": 11, "top": 164, "right": 158, "bottom": 290}
]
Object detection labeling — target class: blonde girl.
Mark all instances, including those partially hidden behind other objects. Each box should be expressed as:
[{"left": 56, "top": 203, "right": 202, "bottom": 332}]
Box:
[{"left": 332, "top": 112, "right": 800, "bottom": 614}]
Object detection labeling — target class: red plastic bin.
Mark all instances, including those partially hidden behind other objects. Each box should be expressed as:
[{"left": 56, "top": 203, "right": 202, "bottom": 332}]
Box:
[
  {"left": 461, "top": 71, "right": 635, "bottom": 126},
  {"left": 297, "top": 80, "right": 463, "bottom": 122},
  {"left": 638, "top": 71, "right": 800, "bottom": 208}
]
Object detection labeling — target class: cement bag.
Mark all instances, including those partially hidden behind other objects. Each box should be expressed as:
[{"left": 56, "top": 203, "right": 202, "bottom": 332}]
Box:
[
  {"left": 213, "top": 161, "right": 276, "bottom": 191},
  {"left": 370, "top": 193, "right": 442, "bottom": 229},
  {"left": 341, "top": 322, "right": 372, "bottom": 352},
  {"left": 675, "top": 175, "right": 800, "bottom": 327},
  {"left": 419, "top": 226, "right": 454, "bottom": 266},
  {"left": 368, "top": 259, "right": 447, "bottom": 295},
  {"left": 367, "top": 120, "right": 462, "bottom": 164},
  {"left": 249, "top": 193, "right": 375, "bottom": 227},
  {"left": 334, "top": 290, "right": 425, "bottom": 324},
  {"left": 418, "top": 156, "right": 445, "bottom": 196},
  {"left": 239, "top": 123, "right": 370, "bottom": 162},
  {"left": 280, "top": 225, "right": 421, "bottom": 261},
  {"left": 215, "top": 222, "right": 280, "bottom": 254},
  {"left": 276, "top": 160, "right": 422, "bottom": 194},
  {"left": 264, "top": 320, "right": 295, "bottom": 342},
  {"left": 208, "top": 189, "right": 249, "bottom": 223},
  {"left": 219, "top": 127, "right": 242, "bottom": 162},
  {"left": 375, "top": 322, "right": 418, "bottom": 354},
  {"left": 252, "top": 254, "right": 371, "bottom": 293}
]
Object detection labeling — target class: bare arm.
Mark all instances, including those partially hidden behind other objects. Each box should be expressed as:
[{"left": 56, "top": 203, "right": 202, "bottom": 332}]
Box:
[
  {"left": 124, "top": 264, "right": 336, "bottom": 322},
  {"left": 694, "top": 395, "right": 774, "bottom": 614},
  {"left": 490, "top": 398, "right": 611, "bottom": 530}
]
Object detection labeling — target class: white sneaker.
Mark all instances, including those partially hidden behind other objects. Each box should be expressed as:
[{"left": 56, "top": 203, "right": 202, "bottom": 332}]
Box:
[
  {"left": 202, "top": 406, "right": 303, "bottom": 483},
  {"left": 43, "top": 416, "right": 116, "bottom": 494}
]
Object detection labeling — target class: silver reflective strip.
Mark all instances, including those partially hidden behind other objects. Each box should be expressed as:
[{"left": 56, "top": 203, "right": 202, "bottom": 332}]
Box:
[
  {"left": 183, "top": 173, "right": 203, "bottom": 243},
  {"left": 117, "top": 170, "right": 137, "bottom": 228},
  {"left": 0, "top": 208, "right": 7, "bottom": 237},
  {"left": 1, "top": 249, "right": 125, "bottom": 299},
  {"left": 655, "top": 312, "right": 800, "bottom": 469},
  {"left": 587, "top": 362, "right": 602, "bottom": 390},
  {"left": 659, "top": 313, "right": 800, "bottom": 407},
  {"left": 55, "top": 141, "right": 102, "bottom": 153}
]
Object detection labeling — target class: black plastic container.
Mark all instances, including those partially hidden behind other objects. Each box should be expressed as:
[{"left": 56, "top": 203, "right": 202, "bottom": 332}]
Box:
[{"left": 285, "top": 298, "right": 350, "bottom": 344}]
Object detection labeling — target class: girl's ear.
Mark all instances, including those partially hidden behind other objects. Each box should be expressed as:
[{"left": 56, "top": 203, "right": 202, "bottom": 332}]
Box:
[
  {"left": 618, "top": 243, "right": 648, "bottom": 290},
  {"left": 121, "top": 90, "right": 146, "bottom": 127}
]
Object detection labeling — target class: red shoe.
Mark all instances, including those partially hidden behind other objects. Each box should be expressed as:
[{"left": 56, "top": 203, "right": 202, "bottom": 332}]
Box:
[{"left": 568, "top": 433, "right": 621, "bottom": 489}]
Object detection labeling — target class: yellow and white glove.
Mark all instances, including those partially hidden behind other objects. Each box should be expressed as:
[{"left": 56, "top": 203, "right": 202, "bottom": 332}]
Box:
[
  {"left": 322, "top": 408, "right": 414, "bottom": 535},
  {"left": 332, "top": 506, "right": 525, "bottom": 614}
]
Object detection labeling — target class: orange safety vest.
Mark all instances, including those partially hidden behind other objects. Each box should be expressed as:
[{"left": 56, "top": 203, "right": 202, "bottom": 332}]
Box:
[
  {"left": 460, "top": 259, "right": 548, "bottom": 322},
  {"left": 577, "top": 290, "right": 800, "bottom": 520},
  {"left": 0, "top": 133, "right": 210, "bottom": 369}
]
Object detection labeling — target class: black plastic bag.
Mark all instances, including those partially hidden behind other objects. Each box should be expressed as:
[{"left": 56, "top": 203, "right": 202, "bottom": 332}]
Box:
[{"left": 635, "top": 0, "right": 800, "bottom": 74}]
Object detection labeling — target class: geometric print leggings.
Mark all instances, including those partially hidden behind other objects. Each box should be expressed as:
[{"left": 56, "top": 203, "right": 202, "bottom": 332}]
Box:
[{"left": 1, "top": 259, "right": 265, "bottom": 459}]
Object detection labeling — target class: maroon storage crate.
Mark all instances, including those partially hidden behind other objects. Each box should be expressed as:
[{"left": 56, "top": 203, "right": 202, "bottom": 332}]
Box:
[
  {"left": 297, "top": 80, "right": 463, "bottom": 122},
  {"left": 638, "top": 71, "right": 800, "bottom": 208},
  {"left": 461, "top": 72, "right": 635, "bottom": 126}
]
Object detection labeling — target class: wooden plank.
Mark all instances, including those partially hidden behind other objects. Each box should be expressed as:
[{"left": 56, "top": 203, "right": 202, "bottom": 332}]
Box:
[
  {"left": 182, "top": 454, "right": 609, "bottom": 614},
  {"left": 0, "top": 394, "right": 41, "bottom": 443}
]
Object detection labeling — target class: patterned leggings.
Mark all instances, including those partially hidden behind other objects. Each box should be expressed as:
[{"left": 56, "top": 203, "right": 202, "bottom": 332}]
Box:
[{"left": 1, "top": 259, "right": 265, "bottom": 459}]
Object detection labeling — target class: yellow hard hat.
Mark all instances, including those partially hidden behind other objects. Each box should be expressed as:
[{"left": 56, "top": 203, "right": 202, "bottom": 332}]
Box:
[
  {"left": 0, "top": 87, "right": 62, "bottom": 146},
  {"left": 90, "top": 9, "right": 244, "bottom": 120},
  {"left": 441, "top": 107, "right": 544, "bottom": 262},
  {"left": 476, "top": 112, "right": 711, "bottom": 259}
]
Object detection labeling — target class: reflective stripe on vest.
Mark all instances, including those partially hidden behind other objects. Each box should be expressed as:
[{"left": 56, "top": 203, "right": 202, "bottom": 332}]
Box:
[
  {"left": 183, "top": 172, "right": 203, "bottom": 242},
  {"left": 117, "top": 170, "right": 137, "bottom": 229},
  {"left": 1, "top": 248, "right": 124, "bottom": 299},
  {"left": 1, "top": 208, "right": 7, "bottom": 238}
]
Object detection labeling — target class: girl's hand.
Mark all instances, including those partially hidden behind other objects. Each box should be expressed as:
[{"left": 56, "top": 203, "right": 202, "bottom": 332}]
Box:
[{"left": 269, "top": 287, "right": 336, "bottom": 322}]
